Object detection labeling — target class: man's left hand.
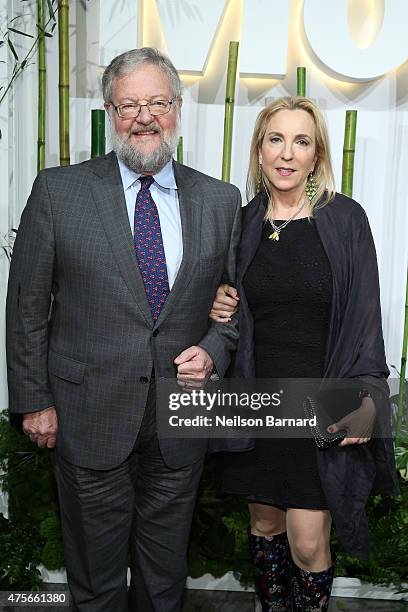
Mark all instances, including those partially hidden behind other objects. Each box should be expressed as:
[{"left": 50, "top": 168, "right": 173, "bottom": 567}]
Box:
[{"left": 174, "top": 346, "right": 213, "bottom": 389}]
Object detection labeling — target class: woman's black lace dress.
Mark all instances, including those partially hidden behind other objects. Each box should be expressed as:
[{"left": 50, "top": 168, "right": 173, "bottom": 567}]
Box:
[{"left": 220, "top": 217, "right": 333, "bottom": 509}]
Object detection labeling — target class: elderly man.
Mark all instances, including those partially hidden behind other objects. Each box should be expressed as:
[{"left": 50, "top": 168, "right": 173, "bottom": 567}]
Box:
[{"left": 6, "top": 47, "right": 241, "bottom": 612}]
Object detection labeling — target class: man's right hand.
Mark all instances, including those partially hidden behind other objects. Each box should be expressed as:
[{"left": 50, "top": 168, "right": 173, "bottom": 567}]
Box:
[
  {"left": 209, "top": 283, "right": 239, "bottom": 322},
  {"left": 23, "top": 406, "right": 58, "bottom": 449}
]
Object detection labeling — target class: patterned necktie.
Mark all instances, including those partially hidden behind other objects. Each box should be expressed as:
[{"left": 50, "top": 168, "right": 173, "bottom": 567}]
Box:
[{"left": 134, "top": 175, "right": 170, "bottom": 320}]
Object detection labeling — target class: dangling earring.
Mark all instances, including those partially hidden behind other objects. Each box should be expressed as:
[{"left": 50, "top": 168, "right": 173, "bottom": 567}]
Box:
[
  {"left": 256, "top": 162, "right": 262, "bottom": 193},
  {"left": 305, "top": 171, "right": 317, "bottom": 203}
]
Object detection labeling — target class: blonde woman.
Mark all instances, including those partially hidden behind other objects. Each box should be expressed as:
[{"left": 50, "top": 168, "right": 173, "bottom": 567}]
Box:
[{"left": 210, "top": 97, "right": 398, "bottom": 611}]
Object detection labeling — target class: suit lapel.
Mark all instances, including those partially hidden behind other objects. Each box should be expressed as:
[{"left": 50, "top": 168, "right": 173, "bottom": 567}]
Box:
[
  {"left": 90, "top": 152, "right": 153, "bottom": 326},
  {"left": 154, "top": 161, "right": 203, "bottom": 327}
]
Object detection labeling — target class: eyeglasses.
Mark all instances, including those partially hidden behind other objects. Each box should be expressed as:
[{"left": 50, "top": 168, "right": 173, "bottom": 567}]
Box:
[{"left": 111, "top": 98, "right": 178, "bottom": 119}]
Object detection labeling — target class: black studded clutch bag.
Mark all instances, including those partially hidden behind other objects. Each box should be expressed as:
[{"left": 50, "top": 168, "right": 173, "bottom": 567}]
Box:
[{"left": 303, "top": 395, "right": 347, "bottom": 449}]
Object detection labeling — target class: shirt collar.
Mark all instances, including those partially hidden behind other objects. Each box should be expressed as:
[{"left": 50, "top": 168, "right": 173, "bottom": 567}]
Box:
[{"left": 118, "top": 158, "right": 177, "bottom": 191}]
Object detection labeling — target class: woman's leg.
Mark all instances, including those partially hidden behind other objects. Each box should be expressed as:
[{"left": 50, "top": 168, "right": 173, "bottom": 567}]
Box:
[
  {"left": 248, "top": 503, "right": 290, "bottom": 612},
  {"left": 286, "top": 509, "right": 334, "bottom": 611}
]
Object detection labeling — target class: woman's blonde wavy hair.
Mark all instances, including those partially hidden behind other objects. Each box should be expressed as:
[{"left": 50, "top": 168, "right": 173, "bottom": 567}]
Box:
[{"left": 246, "top": 96, "right": 335, "bottom": 212}]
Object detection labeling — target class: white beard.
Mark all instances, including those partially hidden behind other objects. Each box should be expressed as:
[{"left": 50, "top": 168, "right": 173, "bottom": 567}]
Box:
[{"left": 109, "top": 117, "right": 180, "bottom": 174}]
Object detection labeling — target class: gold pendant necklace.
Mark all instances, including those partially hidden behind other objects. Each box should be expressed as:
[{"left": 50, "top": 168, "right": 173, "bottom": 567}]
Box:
[{"left": 268, "top": 196, "right": 308, "bottom": 241}]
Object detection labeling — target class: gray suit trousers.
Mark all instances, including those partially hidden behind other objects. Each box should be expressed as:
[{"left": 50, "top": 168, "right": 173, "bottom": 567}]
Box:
[{"left": 52, "top": 381, "right": 204, "bottom": 612}]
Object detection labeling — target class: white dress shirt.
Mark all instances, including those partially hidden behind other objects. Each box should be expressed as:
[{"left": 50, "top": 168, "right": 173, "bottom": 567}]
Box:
[{"left": 118, "top": 158, "right": 183, "bottom": 289}]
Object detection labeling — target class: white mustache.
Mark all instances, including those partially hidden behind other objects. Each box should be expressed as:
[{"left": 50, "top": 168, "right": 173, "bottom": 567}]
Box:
[{"left": 131, "top": 126, "right": 161, "bottom": 135}]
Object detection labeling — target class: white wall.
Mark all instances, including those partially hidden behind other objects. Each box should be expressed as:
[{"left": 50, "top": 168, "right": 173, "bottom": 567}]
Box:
[{"left": 1, "top": 0, "right": 407, "bottom": 379}]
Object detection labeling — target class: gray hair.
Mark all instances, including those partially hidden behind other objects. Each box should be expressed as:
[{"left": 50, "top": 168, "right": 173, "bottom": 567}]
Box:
[{"left": 102, "top": 47, "right": 182, "bottom": 103}]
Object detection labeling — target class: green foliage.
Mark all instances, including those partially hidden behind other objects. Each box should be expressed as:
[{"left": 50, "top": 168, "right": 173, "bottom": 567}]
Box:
[
  {"left": 0, "top": 514, "right": 42, "bottom": 589},
  {"left": 0, "top": 414, "right": 56, "bottom": 521},
  {"left": 396, "top": 445, "right": 408, "bottom": 478},
  {"left": 0, "top": 412, "right": 63, "bottom": 588},
  {"left": 392, "top": 381, "right": 408, "bottom": 478},
  {"left": 188, "top": 461, "right": 252, "bottom": 585},
  {"left": 332, "top": 478, "right": 408, "bottom": 590},
  {"left": 39, "top": 516, "right": 64, "bottom": 570}
]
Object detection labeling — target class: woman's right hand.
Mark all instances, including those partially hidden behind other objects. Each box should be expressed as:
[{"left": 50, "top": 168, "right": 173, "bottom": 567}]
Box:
[{"left": 209, "top": 284, "right": 239, "bottom": 322}]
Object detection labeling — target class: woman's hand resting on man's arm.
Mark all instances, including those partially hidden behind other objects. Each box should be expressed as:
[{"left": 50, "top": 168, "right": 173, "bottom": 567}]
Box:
[{"left": 209, "top": 284, "right": 239, "bottom": 322}]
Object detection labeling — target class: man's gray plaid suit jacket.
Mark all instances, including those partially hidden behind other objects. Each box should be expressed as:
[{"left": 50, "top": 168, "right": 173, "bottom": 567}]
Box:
[{"left": 6, "top": 152, "right": 241, "bottom": 470}]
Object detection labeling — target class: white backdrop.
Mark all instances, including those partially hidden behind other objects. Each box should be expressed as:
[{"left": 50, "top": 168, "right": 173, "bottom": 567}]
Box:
[{"left": 1, "top": 0, "right": 408, "bottom": 408}]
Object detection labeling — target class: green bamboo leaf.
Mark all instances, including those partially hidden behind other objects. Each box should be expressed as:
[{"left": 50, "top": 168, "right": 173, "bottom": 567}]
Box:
[
  {"left": 8, "top": 27, "right": 34, "bottom": 38},
  {"left": 7, "top": 37, "right": 18, "bottom": 61},
  {"left": 8, "top": 15, "right": 25, "bottom": 24},
  {"left": 46, "top": 0, "right": 56, "bottom": 21}
]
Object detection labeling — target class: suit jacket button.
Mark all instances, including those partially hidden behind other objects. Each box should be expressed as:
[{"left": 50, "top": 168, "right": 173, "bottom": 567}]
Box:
[
  {"left": 153, "top": 329, "right": 159, "bottom": 337},
  {"left": 139, "top": 376, "right": 149, "bottom": 384}
]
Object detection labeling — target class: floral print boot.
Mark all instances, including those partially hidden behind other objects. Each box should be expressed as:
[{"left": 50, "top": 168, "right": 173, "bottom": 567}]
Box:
[
  {"left": 248, "top": 528, "right": 291, "bottom": 611},
  {"left": 290, "top": 561, "right": 335, "bottom": 611}
]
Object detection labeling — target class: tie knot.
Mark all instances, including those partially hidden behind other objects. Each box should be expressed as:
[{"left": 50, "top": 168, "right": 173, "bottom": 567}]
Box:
[{"left": 139, "top": 175, "right": 154, "bottom": 190}]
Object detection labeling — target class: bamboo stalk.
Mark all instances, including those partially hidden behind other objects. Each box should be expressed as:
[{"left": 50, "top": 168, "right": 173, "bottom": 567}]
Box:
[
  {"left": 297, "top": 66, "right": 306, "bottom": 97},
  {"left": 58, "top": 0, "right": 70, "bottom": 166},
  {"left": 37, "top": 0, "right": 46, "bottom": 172},
  {"left": 221, "top": 41, "right": 239, "bottom": 183},
  {"left": 91, "top": 109, "right": 105, "bottom": 158},
  {"left": 177, "top": 136, "right": 183, "bottom": 164},
  {"left": 397, "top": 267, "right": 408, "bottom": 441},
  {"left": 341, "top": 110, "right": 357, "bottom": 197}
]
